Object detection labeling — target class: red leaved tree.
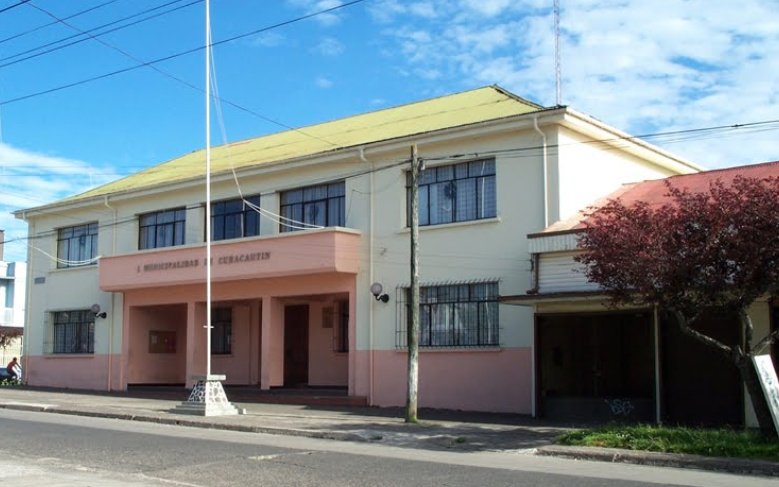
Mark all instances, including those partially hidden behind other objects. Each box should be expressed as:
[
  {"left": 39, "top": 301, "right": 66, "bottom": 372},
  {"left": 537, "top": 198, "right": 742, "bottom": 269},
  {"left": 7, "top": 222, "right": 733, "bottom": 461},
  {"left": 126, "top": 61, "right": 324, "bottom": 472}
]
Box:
[
  {"left": 575, "top": 175, "right": 779, "bottom": 435},
  {"left": 0, "top": 327, "right": 22, "bottom": 350}
]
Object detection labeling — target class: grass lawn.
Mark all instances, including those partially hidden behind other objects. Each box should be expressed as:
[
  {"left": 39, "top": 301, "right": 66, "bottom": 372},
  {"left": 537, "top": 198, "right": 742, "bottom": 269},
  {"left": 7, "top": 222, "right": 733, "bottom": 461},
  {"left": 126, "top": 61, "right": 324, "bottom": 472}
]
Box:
[{"left": 557, "top": 425, "right": 779, "bottom": 461}]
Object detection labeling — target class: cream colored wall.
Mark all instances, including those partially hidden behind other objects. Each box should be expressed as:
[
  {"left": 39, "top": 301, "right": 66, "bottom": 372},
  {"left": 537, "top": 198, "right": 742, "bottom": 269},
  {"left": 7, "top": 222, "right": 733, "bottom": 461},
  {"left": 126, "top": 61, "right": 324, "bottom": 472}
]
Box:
[{"left": 554, "top": 127, "right": 678, "bottom": 222}]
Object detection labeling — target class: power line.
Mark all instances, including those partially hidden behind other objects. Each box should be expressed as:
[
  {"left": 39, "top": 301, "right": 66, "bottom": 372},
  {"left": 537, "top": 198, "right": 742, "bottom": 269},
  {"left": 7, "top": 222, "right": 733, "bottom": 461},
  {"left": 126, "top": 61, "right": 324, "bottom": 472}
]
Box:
[
  {"left": 0, "top": 0, "right": 370, "bottom": 106},
  {"left": 0, "top": 0, "right": 29, "bottom": 16},
  {"left": 0, "top": 0, "right": 120, "bottom": 46},
  {"left": 0, "top": 0, "right": 202, "bottom": 68}
]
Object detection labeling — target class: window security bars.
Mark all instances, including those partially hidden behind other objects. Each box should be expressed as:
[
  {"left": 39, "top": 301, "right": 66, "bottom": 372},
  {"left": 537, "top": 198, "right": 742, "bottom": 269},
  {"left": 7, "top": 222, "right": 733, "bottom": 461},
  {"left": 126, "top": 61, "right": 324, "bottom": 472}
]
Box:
[
  {"left": 396, "top": 282, "right": 500, "bottom": 348},
  {"left": 139, "top": 208, "right": 186, "bottom": 250},
  {"left": 407, "top": 158, "right": 496, "bottom": 227},
  {"left": 57, "top": 223, "right": 98, "bottom": 268},
  {"left": 52, "top": 310, "right": 95, "bottom": 354},
  {"left": 211, "top": 195, "right": 261, "bottom": 241},
  {"left": 279, "top": 181, "right": 345, "bottom": 232},
  {"left": 211, "top": 307, "right": 232, "bottom": 355}
]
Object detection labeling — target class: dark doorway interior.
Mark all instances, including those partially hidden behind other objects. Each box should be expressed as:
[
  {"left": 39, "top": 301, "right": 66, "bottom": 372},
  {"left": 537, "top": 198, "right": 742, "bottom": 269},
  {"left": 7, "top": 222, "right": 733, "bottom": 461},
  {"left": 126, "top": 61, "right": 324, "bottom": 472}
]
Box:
[
  {"left": 772, "top": 304, "right": 779, "bottom": 378},
  {"left": 660, "top": 310, "right": 742, "bottom": 426},
  {"left": 537, "top": 312, "right": 654, "bottom": 422},
  {"left": 284, "top": 305, "right": 309, "bottom": 387}
]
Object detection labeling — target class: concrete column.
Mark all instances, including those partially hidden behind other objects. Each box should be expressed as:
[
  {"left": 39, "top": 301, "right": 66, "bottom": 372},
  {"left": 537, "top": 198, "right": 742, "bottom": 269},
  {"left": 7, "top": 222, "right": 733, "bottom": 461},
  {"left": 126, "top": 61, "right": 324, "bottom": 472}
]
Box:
[
  {"left": 249, "top": 300, "right": 261, "bottom": 385},
  {"left": 260, "top": 296, "right": 284, "bottom": 389},
  {"left": 348, "top": 287, "right": 357, "bottom": 395},
  {"left": 186, "top": 301, "right": 206, "bottom": 387}
]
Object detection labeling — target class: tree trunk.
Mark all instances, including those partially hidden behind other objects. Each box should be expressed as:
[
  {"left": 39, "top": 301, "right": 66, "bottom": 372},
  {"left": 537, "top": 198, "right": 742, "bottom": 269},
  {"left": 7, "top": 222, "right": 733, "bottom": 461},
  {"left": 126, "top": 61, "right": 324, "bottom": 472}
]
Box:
[{"left": 736, "top": 353, "right": 777, "bottom": 438}]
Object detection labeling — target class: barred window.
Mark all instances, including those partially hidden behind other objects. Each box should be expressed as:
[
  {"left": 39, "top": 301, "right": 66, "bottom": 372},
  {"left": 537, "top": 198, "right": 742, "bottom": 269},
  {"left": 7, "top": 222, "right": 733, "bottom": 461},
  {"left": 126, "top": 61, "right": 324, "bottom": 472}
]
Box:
[
  {"left": 211, "top": 308, "right": 232, "bottom": 355},
  {"left": 408, "top": 158, "right": 496, "bottom": 226},
  {"left": 139, "top": 208, "right": 186, "bottom": 250},
  {"left": 212, "top": 195, "right": 261, "bottom": 241},
  {"left": 279, "top": 181, "right": 345, "bottom": 232},
  {"left": 52, "top": 310, "right": 95, "bottom": 354},
  {"left": 57, "top": 223, "right": 98, "bottom": 268},
  {"left": 397, "top": 282, "right": 499, "bottom": 348}
]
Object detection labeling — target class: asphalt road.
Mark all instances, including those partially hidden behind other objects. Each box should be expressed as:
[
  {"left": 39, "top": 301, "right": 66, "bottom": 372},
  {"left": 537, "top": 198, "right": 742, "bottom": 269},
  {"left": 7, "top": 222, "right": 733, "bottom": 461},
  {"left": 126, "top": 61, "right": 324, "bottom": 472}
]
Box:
[{"left": 0, "top": 409, "right": 774, "bottom": 487}]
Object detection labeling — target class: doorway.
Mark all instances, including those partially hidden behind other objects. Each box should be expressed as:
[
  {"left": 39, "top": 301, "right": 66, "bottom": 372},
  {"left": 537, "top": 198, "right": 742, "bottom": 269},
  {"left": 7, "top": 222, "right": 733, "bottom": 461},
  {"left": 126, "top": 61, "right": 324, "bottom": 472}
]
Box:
[{"left": 284, "top": 305, "right": 309, "bottom": 387}]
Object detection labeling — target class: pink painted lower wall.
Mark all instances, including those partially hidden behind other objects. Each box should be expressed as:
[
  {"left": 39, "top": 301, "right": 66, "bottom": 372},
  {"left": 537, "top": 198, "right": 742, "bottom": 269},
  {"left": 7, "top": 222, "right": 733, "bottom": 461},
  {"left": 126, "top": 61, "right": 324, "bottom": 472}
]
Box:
[
  {"left": 360, "top": 348, "right": 532, "bottom": 414},
  {"left": 127, "top": 305, "right": 187, "bottom": 384},
  {"left": 211, "top": 304, "right": 253, "bottom": 385},
  {"left": 25, "top": 354, "right": 122, "bottom": 390},
  {"left": 307, "top": 302, "right": 348, "bottom": 387}
]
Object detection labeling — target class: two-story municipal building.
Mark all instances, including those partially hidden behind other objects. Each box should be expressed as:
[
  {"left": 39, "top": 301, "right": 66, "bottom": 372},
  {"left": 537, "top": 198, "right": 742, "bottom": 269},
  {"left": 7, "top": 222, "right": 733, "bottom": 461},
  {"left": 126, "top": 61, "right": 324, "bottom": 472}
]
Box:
[{"left": 16, "top": 86, "right": 701, "bottom": 416}]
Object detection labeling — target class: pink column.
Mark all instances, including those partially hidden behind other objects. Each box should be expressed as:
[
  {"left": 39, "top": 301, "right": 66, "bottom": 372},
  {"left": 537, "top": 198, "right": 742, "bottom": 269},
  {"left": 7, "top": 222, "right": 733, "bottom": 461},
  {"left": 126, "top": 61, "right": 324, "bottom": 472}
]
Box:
[
  {"left": 348, "top": 288, "right": 357, "bottom": 395},
  {"left": 185, "top": 301, "right": 206, "bottom": 387},
  {"left": 260, "top": 296, "right": 284, "bottom": 389}
]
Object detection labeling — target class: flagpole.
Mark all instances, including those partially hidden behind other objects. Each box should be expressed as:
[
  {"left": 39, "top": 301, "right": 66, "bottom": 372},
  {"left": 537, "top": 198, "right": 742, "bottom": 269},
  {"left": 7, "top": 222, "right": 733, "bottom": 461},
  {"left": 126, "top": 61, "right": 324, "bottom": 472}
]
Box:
[{"left": 204, "top": 0, "right": 212, "bottom": 377}]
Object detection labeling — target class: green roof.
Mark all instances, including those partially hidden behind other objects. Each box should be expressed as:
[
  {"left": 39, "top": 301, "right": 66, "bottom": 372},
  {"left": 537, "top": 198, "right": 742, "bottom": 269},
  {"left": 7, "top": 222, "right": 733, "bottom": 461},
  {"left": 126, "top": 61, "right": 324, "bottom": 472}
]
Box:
[{"left": 70, "top": 86, "right": 542, "bottom": 202}]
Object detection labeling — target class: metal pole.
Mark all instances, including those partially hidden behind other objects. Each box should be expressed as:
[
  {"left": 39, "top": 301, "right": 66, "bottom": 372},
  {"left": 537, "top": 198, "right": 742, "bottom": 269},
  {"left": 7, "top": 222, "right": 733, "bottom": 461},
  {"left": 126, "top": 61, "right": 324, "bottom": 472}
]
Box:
[{"left": 205, "top": 0, "right": 212, "bottom": 377}]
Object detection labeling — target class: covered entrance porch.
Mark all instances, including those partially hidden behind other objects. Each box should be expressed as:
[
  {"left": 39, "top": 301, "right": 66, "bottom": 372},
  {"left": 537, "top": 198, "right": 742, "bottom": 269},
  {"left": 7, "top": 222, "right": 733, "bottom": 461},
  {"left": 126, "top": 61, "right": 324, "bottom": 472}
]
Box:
[{"left": 100, "top": 229, "right": 362, "bottom": 400}]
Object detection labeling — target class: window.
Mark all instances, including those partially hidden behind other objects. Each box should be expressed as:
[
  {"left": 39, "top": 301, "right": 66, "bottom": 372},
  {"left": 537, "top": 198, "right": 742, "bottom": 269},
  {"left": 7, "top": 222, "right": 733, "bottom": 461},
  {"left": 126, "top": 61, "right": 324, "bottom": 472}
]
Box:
[
  {"left": 139, "top": 208, "right": 186, "bottom": 250},
  {"left": 52, "top": 310, "right": 95, "bottom": 354},
  {"left": 397, "top": 282, "right": 499, "bottom": 348},
  {"left": 408, "top": 158, "right": 496, "bottom": 226},
  {"left": 279, "top": 181, "right": 345, "bottom": 232},
  {"left": 212, "top": 195, "right": 261, "bottom": 241},
  {"left": 57, "top": 223, "right": 98, "bottom": 268},
  {"left": 211, "top": 307, "right": 232, "bottom": 355}
]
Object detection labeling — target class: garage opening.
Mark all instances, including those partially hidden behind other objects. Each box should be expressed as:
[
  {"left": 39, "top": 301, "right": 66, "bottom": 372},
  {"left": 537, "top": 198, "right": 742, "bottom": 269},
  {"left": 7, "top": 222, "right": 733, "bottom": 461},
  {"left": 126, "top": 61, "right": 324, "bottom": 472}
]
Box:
[{"left": 537, "top": 311, "right": 654, "bottom": 422}]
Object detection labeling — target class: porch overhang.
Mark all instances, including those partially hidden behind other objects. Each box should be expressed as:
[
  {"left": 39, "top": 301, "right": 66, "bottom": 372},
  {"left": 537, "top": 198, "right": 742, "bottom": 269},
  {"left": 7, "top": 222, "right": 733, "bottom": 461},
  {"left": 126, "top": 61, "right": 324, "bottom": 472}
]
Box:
[
  {"left": 500, "top": 291, "right": 609, "bottom": 306},
  {"left": 99, "top": 228, "right": 361, "bottom": 292}
]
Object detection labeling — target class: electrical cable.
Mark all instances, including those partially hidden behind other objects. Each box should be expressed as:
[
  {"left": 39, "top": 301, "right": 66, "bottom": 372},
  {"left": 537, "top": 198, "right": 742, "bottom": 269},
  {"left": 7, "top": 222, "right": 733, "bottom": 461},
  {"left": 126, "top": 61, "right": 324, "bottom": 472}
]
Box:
[
  {"left": 0, "top": 0, "right": 29, "bottom": 16},
  {"left": 0, "top": 0, "right": 201, "bottom": 67},
  {"left": 0, "top": 0, "right": 369, "bottom": 106},
  {"left": 0, "top": 0, "right": 120, "bottom": 46}
]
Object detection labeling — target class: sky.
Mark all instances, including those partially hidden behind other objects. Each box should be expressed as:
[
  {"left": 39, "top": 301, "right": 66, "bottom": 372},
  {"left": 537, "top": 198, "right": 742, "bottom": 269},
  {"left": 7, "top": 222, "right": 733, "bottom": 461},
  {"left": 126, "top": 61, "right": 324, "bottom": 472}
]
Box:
[{"left": 0, "top": 0, "right": 777, "bottom": 262}]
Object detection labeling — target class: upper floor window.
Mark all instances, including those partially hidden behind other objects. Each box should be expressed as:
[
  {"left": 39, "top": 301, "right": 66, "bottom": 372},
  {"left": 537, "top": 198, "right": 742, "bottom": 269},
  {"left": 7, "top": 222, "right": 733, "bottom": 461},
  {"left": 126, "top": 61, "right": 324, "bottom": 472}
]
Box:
[
  {"left": 139, "top": 208, "right": 186, "bottom": 250},
  {"left": 408, "top": 158, "right": 496, "bottom": 226},
  {"left": 57, "top": 222, "right": 98, "bottom": 268},
  {"left": 52, "top": 310, "right": 95, "bottom": 354},
  {"left": 211, "top": 307, "right": 232, "bottom": 355},
  {"left": 397, "top": 282, "right": 499, "bottom": 348},
  {"left": 279, "top": 181, "right": 345, "bottom": 232},
  {"left": 212, "top": 195, "right": 260, "bottom": 241}
]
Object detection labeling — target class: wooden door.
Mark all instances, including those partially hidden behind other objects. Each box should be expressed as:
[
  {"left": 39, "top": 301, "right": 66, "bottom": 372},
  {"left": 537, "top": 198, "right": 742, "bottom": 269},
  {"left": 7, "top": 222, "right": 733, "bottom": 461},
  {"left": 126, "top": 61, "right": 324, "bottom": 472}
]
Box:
[{"left": 284, "top": 305, "right": 309, "bottom": 387}]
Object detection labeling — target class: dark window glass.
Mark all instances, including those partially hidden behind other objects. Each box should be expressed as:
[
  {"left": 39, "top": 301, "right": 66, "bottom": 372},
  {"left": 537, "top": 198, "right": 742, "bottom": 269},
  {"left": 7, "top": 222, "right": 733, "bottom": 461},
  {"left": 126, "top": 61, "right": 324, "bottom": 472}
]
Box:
[
  {"left": 52, "top": 310, "right": 95, "bottom": 354},
  {"left": 211, "top": 195, "right": 261, "bottom": 241},
  {"left": 138, "top": 208, "right": 186, "bottom": 250},
  {"left": 211, "top": 308, "right": 232, "bottom": 355},
  {"left": 407, "top": 158, "right": 496, "bottom": 226},
  {"left": 57, "top": 223, "right": 98, "bottom": 268},
  {"left": 279, "top": 181, "right": 345, "bottom": 232}
]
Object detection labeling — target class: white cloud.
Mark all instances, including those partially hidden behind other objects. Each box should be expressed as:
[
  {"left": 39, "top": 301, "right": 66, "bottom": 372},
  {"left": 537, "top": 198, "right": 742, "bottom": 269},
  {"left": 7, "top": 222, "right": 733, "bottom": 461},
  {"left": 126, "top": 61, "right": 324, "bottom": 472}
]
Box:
[
  {"left": 370, "top": 0, "right": 779, "bottom": 168},
  {"left": 287, "top": 0, "right": 345, "bottom": 26},
  {"left": 315, "top": 37, "right": 344, "bottom": 56},
  {"left": 248, "top": 32, "right": 286, "bottom": 47},
  {"left": 0, "top": 143, "right": 121, "bottom": 262},
  {"left": 315, "top": 76, "right": 334, "bottom": 88}
]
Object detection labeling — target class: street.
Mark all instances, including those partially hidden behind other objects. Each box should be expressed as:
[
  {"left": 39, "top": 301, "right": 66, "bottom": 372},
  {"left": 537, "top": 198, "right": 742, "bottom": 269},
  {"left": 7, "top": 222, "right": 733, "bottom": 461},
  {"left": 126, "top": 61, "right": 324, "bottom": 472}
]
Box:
[{"left": 0, "top": 409, "right": 774, "bottom": 487}]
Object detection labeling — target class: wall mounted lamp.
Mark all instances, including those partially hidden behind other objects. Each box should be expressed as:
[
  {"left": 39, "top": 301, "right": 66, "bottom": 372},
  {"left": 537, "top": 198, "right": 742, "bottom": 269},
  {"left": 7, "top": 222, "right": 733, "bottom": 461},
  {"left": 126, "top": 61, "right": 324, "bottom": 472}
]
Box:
[
  {"left": 370, "top": 282, "right": 390, "bottom": 303},
  {"left": 91, "top": 303, "right": 108, "bottom": 319}
]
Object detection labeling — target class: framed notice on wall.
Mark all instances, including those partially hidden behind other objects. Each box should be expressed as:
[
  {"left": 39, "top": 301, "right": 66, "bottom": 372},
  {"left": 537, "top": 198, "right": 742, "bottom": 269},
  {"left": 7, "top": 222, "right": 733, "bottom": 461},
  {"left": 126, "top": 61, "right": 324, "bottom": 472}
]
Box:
[
  {"left": 149, "top": 330, "right": 176, "bottom": 354},
  {"left": 752, "top": 354, "right": 779, "bottom": 436}
]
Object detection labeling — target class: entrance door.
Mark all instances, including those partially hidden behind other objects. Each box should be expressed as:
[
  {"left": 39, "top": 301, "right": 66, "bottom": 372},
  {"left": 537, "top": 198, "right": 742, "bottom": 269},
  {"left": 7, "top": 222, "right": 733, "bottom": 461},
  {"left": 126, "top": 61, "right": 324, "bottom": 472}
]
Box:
[{"left": 284, "top": 305, "right": 309, "bottom": 387}]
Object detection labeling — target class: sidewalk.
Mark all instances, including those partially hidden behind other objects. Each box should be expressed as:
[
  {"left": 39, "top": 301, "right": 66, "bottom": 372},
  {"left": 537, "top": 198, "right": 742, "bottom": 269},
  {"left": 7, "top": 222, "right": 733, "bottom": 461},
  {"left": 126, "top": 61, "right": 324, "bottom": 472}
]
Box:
[{"left": 1, "top": 386, "right": 777, "bottom": 477}]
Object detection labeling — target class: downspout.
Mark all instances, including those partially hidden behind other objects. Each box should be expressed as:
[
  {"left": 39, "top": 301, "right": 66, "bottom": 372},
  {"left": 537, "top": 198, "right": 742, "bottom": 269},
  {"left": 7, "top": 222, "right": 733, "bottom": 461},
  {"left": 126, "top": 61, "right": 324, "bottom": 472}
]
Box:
[
  {"left": 532, "top": 115, "right": 549, "bottom": 228},
  {"left": 359, "top": 147, "right": 375, "bottom": 405},
  {"left": 104, "top": 195, "right": 117, "bottom": 391},
  {"left": 21, "top": 212, "right": 32, "bottom": 381}
]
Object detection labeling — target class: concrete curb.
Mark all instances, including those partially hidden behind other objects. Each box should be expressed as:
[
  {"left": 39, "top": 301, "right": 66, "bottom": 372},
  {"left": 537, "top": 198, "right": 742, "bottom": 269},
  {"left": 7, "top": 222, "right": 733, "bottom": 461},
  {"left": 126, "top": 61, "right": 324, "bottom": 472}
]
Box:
[
  {"left": 537, "top": 445, "right": 779, "bottom": 477},
  {"left": 0, "top": 403, "right": 367, "bottom": 443}
]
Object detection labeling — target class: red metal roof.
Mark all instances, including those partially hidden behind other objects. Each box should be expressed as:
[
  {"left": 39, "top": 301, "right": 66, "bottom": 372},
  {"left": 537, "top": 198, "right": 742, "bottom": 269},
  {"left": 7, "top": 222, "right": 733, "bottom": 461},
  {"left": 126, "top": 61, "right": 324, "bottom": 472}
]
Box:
[{"left": 536, "top": 161, "right": 779, "bottom": 235}]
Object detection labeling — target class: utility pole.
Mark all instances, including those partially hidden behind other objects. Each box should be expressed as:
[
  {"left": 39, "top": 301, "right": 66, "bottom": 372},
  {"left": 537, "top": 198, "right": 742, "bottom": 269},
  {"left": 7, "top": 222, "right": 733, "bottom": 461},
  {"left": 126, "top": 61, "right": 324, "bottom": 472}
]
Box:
[{"left": 406, "top": 144, "right": 420, "bottom": 423}]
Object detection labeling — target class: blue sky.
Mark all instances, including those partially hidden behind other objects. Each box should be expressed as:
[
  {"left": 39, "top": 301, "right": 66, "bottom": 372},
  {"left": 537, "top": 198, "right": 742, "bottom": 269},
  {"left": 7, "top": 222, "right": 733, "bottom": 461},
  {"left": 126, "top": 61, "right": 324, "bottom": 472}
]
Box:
[{"left": 0, "top": 0, "right": 777, "bottom": 261}]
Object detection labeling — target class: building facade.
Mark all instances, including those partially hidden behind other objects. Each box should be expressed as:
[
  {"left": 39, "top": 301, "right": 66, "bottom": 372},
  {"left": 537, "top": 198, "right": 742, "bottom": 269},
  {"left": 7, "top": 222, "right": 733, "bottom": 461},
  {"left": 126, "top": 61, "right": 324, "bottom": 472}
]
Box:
[
  {"left": 505, "top": 162, "right": 779, "bottom": 426},
  {"left": 16, "top": 87, "right": 700, "bottom": 414},
  {"left": 0, "top": 230, "right": 27, "bottom": 365}
]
